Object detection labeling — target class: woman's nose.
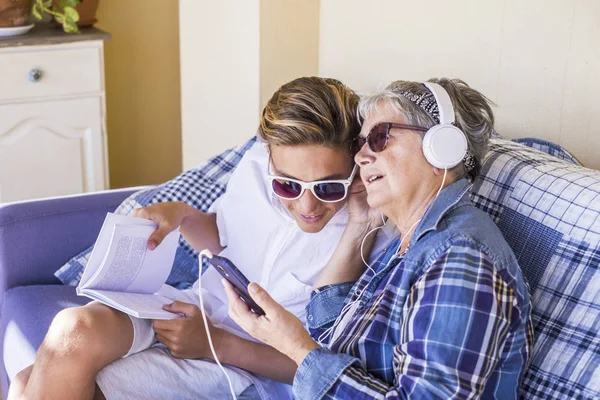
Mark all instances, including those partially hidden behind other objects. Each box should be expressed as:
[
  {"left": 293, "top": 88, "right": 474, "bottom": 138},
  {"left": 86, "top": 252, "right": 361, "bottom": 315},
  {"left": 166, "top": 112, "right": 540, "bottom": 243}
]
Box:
[{"left": 355, "top": 142, "right": 374, "bottom": 166}]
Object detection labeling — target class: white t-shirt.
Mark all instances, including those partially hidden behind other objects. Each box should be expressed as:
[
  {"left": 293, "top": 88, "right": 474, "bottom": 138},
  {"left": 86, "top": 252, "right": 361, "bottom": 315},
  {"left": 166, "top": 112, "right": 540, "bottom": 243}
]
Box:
[{"left": 198, "top": 140, "right": 392, "bottom": 399}]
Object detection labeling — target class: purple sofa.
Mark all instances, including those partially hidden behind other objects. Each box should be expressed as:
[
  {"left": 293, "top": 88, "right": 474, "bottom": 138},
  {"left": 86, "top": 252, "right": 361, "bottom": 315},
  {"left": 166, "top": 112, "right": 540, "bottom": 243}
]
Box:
[{"left": 0, "top": 188, "right": 139, "bottom": 398}]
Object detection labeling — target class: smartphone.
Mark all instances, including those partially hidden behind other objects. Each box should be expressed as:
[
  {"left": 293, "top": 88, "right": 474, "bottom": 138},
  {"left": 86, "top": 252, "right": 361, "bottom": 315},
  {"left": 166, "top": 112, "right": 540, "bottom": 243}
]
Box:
[{"left": 207, "top": 255, "right": 266, "bottom": 316}]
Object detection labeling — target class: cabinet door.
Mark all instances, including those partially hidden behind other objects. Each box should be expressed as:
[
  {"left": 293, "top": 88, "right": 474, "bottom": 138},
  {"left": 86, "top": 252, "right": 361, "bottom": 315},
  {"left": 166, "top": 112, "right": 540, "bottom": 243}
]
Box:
[{"left": 0, "top": 97, "right": 107, "bottom": 202}]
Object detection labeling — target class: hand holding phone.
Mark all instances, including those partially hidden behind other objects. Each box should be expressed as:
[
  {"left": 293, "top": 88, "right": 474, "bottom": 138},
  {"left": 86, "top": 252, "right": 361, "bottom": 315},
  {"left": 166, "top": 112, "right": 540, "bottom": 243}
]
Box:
[{"left": 205, "top": 254, "right": 266, "bottom": 316}]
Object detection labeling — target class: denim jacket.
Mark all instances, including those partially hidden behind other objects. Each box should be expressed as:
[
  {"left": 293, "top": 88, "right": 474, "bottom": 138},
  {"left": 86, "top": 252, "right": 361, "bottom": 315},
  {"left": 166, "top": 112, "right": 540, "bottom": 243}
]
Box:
[{"left": 293, "top": 179, "right": 534, "bottom": 400}]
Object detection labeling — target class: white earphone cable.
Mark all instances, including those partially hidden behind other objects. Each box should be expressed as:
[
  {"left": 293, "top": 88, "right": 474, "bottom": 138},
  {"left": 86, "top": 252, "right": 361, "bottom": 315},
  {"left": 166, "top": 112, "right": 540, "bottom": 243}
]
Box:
[
  {"left": 359, "top": 212, "right": 386, "bottom": 274},
  {"left": 198, "top": 250, "right": 237, "bottom": 400},
  {"left": 318, "top": 218, "right": 417, "bottom": 345},
  {"left": 436, "top": 168, "right": 448, "bottom": 198}
]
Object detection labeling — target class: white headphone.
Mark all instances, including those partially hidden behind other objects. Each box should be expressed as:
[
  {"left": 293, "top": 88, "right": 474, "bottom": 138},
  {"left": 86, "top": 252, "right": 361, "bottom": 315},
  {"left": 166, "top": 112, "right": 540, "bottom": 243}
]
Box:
[{"left": 421, "top": 82, "right": 468, "bottom": 169}]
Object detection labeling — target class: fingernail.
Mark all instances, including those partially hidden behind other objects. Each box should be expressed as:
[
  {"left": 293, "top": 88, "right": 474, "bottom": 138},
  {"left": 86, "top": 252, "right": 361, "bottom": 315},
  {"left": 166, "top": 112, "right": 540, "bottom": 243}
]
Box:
[
  {"left": 163, "top": 302, "right": 172, "bottom": 309},
  {"left": 148, "top": 241, "right": 156, "bottom": 250},
  {"left": 249, "top": 283, "right": 258, "bottom": 294},
  {"left": 221, "top": 278, "right": 226, "bottom": 286}
]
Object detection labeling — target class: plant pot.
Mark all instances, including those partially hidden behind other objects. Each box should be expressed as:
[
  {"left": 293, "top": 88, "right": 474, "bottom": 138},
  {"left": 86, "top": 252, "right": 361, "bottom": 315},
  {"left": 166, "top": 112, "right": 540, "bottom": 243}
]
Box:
[
  {"left": 0, "top": 0, "right": 33, "bottom": 28},
  {"left": 73, "top": 0, "right": 99, "bottom": 26},
  {"left": 54, "top": 0, "right": 99, "bottom": 27}
]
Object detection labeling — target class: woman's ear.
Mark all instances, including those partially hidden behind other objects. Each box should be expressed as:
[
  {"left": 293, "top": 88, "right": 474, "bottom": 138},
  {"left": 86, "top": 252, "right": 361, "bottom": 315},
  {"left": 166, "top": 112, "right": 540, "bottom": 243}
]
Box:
[{"left": 432, "top": 167, "right": 445, "bottom": 176}]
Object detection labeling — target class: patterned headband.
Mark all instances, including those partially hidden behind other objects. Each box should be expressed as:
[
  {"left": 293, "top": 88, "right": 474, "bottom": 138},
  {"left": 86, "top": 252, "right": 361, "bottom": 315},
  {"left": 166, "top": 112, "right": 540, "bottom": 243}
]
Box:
[{"left": 397, "top": 86, "right": 440, "bottom": 124}]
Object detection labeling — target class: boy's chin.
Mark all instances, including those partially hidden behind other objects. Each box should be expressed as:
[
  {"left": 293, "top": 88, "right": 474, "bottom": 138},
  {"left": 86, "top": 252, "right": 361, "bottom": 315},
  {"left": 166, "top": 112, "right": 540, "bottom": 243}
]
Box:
[{"left": 295, "top": 218, "right": 329, "bottom": 234}]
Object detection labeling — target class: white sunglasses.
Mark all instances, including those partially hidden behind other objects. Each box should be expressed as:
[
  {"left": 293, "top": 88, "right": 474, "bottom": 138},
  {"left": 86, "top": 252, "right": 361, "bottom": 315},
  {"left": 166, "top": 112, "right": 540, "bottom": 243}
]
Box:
[{"left": 267, "top": 165, "right": 358, "bottom": 203}]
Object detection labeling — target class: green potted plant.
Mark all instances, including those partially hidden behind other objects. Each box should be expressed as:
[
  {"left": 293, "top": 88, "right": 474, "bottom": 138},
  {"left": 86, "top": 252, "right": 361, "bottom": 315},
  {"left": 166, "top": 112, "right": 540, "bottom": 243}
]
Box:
[
  {"left": 0, "top": 0, "right": 80, "bottom": 33},
  {"left": 32, "top": 0, "right": 80, "bottom": 32},
  {"left": 54, "top": 0, "right": 98, "bottom": 28}
]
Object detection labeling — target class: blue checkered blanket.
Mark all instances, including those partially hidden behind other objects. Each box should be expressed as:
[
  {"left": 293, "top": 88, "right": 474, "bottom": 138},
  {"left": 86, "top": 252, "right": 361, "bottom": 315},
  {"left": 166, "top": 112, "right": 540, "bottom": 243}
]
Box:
[{"left": 55, "top": 136, "right": 599, "bottom": 399}]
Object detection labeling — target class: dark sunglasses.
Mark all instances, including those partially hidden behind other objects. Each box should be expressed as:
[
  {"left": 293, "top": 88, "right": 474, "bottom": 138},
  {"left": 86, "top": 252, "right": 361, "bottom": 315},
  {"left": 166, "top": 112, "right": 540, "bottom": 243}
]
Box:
[
  {"left": 267, "top": 165, "right": 358, "bottom": 203},
  {"left": 352, "top": 122, "right": 428, "bottom": 154}
]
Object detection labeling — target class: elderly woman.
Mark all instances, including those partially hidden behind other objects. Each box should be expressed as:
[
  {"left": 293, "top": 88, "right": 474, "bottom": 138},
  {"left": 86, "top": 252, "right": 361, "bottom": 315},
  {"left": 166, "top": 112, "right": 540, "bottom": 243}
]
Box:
[{"left": 224, "top": 78, "right": 533, "bottom": 399}]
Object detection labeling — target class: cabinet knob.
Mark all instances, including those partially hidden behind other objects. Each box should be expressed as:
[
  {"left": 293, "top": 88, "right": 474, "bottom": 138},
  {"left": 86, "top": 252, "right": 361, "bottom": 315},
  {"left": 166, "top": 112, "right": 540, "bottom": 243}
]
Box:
[{"left": 29, "top": 69, "right": 43, "bottom": 83}]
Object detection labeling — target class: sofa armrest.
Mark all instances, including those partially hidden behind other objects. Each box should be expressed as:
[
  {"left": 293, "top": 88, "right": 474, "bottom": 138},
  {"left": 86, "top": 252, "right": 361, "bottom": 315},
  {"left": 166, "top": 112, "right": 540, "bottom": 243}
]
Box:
[{"left": 0, "top": 188, "right": 146, "bottom": 296}]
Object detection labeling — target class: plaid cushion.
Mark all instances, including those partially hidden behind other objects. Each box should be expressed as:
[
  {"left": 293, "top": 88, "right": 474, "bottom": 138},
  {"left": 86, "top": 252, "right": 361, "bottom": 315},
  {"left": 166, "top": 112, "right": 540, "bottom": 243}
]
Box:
[
  {"left": 513, "top": 137, "right": 582, "bottom": 166},
  {"left": 55, "top": 137, "right": 257, "bottom": 289},
  {"left": 471, "top": 138, "right": 600, "bottom": 400}
]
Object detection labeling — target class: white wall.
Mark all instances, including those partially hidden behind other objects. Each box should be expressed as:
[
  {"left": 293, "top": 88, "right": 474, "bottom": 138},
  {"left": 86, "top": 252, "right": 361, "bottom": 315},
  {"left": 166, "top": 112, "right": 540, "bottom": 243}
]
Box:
[
  {"left": 179, "top": 0, "right": 320, "bottom": 170},
  {"left": 179, "top": 0, "right": 260, "bottom": 170},
  {"left": 319, "top": 0, "right": 600, "bottom": 170}
]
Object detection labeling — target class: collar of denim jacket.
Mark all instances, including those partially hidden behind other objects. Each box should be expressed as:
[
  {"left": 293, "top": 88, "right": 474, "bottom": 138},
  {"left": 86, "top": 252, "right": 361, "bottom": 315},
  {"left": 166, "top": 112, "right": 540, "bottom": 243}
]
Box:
[{"left": 411, "top": 178, "right": 472, "bottom": 244}]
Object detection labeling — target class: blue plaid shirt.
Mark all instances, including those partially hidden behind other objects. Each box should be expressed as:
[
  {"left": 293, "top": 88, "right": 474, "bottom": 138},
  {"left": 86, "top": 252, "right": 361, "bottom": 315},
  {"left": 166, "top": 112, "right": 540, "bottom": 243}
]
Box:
[{"left": 293, "top": 179, "right": 534, "bottom": 399}]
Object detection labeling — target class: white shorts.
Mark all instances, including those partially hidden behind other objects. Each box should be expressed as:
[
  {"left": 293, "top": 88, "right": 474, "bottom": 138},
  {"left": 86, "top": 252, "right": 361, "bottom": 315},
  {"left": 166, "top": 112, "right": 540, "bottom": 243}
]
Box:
[{"left": 96, "top": 288, "right": 258, "bottom": 400}]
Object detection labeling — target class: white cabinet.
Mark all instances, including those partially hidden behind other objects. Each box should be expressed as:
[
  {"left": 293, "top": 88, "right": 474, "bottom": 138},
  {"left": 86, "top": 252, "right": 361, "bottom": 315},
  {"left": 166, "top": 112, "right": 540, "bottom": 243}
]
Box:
[{"left": 0, "top": 38, "right": 108, "bottom": 203}]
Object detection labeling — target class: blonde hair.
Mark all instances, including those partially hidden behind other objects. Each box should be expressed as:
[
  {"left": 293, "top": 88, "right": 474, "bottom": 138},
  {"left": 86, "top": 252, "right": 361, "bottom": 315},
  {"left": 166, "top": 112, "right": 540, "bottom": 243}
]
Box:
[{"left": 258, "top": 77, "right": 360, "bottom": 152}]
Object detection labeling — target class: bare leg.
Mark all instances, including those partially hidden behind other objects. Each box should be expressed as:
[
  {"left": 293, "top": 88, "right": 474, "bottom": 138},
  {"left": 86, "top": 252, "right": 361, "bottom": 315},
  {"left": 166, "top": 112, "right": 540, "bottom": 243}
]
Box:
[
  {"left": 13, "top": 302, "right": 134, "bottom": 400},
  {"left": 9, "top": 358, "right": 110, "bottom": 400},
  {"left": 7, "top": 365, "right": 32, "bottom": 400}
]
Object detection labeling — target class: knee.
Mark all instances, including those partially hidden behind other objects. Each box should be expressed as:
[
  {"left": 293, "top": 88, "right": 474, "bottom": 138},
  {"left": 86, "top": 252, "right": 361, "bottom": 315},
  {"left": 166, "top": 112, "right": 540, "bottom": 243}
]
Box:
[{"left": 41, "top": 307, "right": 104, "bottom": 358}]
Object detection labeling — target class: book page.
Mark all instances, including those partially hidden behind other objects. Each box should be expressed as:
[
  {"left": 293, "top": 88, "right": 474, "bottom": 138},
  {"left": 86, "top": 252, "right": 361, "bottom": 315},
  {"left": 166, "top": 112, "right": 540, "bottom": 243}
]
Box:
[
  {"left": 83, "top": 221, "right": 180, "bottom": 294},
  {"left": 80, "top": 213, "right": 156, "bottom": 286},
  {"left": 80, "top": 289, "right": 180, "bottom": 320}
]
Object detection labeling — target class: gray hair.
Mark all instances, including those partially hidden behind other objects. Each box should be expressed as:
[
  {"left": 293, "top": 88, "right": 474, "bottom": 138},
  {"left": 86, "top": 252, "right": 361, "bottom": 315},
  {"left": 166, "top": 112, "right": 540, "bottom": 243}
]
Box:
[{"left": 358, "top": 78, "right": 495, "bottom": 180}]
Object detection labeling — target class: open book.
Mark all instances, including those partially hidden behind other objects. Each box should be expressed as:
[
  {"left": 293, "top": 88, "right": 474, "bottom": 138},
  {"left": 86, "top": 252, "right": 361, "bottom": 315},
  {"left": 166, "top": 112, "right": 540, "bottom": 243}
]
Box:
[{"left": 77, "top": 212, "right": 183, "bottom": 319}]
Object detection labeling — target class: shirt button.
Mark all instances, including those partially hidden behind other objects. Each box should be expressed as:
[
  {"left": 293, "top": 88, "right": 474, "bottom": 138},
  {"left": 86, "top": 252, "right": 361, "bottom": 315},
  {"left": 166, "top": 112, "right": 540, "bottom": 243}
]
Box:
[{"left": 308, "top": 315, "right": 313, "bottom": 321}]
